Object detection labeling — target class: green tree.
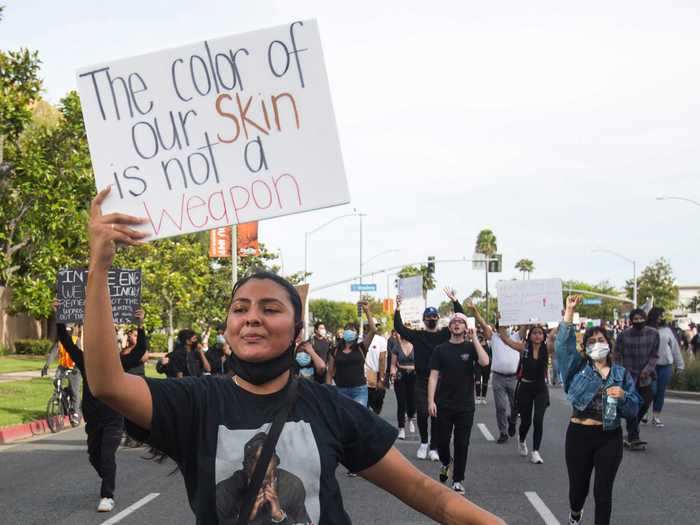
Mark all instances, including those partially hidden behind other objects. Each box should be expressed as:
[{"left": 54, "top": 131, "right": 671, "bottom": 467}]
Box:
[
  {"left": 514, "top": 258, "right": 535, "bottom": 279},
  {"left": 563, "top": 280, "right": 624, "bottom": 320},
  {"left": 309, "top": 299, "right": 358, "bottom": 333},
  {"left": 475, "top": 229, "right": 498, "bottom": 257},
  {"left": 625, "top": 258, "right": 678, "bottom": 312},
  {"left": 397, "top": 265, "right": 436, "bottom": 299}
]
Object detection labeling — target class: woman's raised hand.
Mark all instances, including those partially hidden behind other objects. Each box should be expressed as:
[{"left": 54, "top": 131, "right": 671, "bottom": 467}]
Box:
[
  {"left": 443, "top": 287, "right": 457, "bottom": 302},
  {"left": 565, "top": 295, "right": 582, "bottom": 311},
  {"left": 88, "top": 187, "right": 149, "bottom": 271}
]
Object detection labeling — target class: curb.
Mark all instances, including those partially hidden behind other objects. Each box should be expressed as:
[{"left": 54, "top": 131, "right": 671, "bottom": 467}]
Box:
[
  {"left": 666, "top": 390, "right": 700, "bottom": 401},
  {"left": 0, "top": 416, "right": 71, "bottom": 444}
]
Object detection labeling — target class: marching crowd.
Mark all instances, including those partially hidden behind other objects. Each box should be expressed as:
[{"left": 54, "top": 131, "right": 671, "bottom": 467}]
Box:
[{"left": 41, "top": 189, "right": 689, "bottom": 525}]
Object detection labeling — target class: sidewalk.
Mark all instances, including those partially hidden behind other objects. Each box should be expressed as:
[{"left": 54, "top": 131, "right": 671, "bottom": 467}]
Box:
[{"left": 0, "top": 370, "right": 43, "bottom": 383}]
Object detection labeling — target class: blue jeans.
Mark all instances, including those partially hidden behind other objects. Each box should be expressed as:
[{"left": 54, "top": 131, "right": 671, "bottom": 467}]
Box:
[
  {"left": 653, "top": 365, "right": 673, "bottom": 413},
  {"left": 338, "top": 385, "right": 368, "bottom": 407}
]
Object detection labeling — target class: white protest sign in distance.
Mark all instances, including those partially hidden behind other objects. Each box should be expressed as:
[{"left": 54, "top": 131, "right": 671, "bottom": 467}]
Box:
[
  {"left": 77, "top": 20, "right": 349, "bottom": 240},
  {"left": 496, "top": 278, "right": 564, "bottom": 326},
  {"left": 398, "top": 275, "right": 424, "bottom": 325}
]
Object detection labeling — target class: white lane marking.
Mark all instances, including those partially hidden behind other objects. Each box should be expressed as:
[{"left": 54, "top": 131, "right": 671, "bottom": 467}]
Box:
[
  {"left": 477, "top": 423, "right": 495, "bottom": 442},
  {"left": 100, "top": 493, "right": 160, "bottom": 525},
  {"left": 525, "top": 491, "right": 560, "bottom": 525},
  {"left": 664, "top": 398, "right": 700, "bottom": 406}
]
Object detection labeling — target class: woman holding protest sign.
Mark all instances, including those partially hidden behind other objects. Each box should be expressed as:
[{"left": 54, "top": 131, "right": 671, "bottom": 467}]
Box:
[
  {"left": 55, "top": 300, "right": 147, "bottom": 513},
  {"left": 82, "top": 187, "right": 504, "bottom": 525}
]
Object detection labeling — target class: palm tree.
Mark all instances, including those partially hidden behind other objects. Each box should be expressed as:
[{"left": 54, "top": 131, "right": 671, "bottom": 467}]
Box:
[
  {"left": 515, "top": 258, "right": 535, "bottom": 280},
  {"left": 475, "top": 229, "right": 498, "bottom": 257}
]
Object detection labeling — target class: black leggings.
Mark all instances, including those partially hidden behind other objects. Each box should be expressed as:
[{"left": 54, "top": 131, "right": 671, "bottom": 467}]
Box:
[
  {"left": 394, "top": 369, "right": 416, "bottom": 428},
  {"left": 565, "top": 422, "right": 623, "bottom": 525},
  {"left": 475, "top": 364, "right": 491, "bottom": 397},
  {"left": 415, "top": 375, "right": 438, "bottom": 448},
  {"left": 86, "top": 417, "right": 124, "bottom": 498},
  {"left": 517, "top": 381, "right": 548, "bottom": 450}
]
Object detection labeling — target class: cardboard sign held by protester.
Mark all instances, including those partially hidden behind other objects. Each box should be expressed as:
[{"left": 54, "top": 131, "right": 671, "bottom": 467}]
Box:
[
  {"left": 77, "top": 20, "right": 349, "bottom": 240},
  {"left": 398, "top": 275, "right": 424, "bottom": 325},
  {"left": 56, "top": 268, "right": 141, "bottom": 324},
  {"left": 496, "top": 278, "right": 563, "bottom": 326}
]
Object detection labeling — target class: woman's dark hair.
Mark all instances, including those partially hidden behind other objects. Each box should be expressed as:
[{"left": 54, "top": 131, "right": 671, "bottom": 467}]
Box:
[
  {"left": 230, "top": 271, "right": 303, "bottom": 329},
  {"left": 314, "top": 321, "right": 325, "bottom": 330},
  {"left": 581, "top": 326, "right": 614, "bottom": 365},
  {"left": 177, "top": 329, "right": 196, "bottom": 345},
  {"left": 647, "top": 307, "right": 665, "bottom": 328}
]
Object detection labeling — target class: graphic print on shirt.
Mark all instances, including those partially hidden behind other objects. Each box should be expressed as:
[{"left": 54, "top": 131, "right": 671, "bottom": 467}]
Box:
[{"left": 215, "top": 421, "right": 320, "bottom": 525}]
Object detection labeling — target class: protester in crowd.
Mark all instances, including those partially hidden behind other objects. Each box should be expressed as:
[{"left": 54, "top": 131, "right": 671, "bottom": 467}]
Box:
[
  {"left": 499, "top": 324, "right": 550, "bottom": 464},
  {"left": 468, "top": 303, "right": 523, "bottom": 444},
  {"left": 121, "top": 323, "right": 150, "bottom": 447},
  {"left": 325, "top": 302, "right": 376, "bottom": 407},
  {"left": 428, "top": 313, "right": 490, "bottom": 494},
  {"left": 42, "top": 324, "right": 83, "bottom": 424},
  {"left": 365, "top": 323, "right": 388, "bottom": 415},
  {"left": 474, "top": 329, "right": 492, "bottom": 404},
  {"left": 206, "top": 340, "right": 234, "bottom": 376},
  {"left": 556, "top": 295, "right": 641, "bottom": 525},
  {"left": 547, "top": 324, "right": 561, "bottom": 388},
  {"left": 690, "top": 324, "right": 700, "bottom": 359},
  {"left": 56, "top": 303, "right": 146, "bottom": 513},
  {"left": 613, "top": 308, "right": 659, "bottom": 450},
  {"left": 394, "top": 287, "right": 465, "bottom": 461},
  {"left": 390, "top": 331, "right": 416, "bottom": 440},
  {"left": 170, "top": 329, "right": 211, "bottom": 377},
  {"left": 310, "top": 321, "right": 332, "bottom": 365},
  {"left": 82, "top": 191, "right": 504, "bottom": 524},
  {"left": 646, "top": 308, "right": 684, "bottom": 427},
  {"left": 294, "top": 340, "right": 326, "bottom": 382}
]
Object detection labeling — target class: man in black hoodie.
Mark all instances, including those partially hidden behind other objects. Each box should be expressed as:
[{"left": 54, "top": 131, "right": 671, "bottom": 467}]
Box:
[{"left": 394, "top": 288, "right": 464, "bottom": 461}]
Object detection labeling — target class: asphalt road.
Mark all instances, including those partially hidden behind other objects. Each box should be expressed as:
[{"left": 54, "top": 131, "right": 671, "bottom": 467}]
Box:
[{"left": 1, "top": 384, "right": 698, "bottom": 524}]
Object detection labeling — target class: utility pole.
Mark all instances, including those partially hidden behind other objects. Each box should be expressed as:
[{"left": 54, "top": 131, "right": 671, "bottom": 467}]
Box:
[{"left": 231, "top": 226, "right": 237, "bottom": 285}]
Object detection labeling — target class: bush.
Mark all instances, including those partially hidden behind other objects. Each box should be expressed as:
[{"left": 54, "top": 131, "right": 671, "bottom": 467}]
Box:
[
  {"left": 148, "top": 332, "right": 169, "bottom": 353},
  {"left": 14, "top": 339, "right": 53, "bottom": 356},
  {"left": 670, "top": 351, "right": 700, "bottom": 392},
  {"left": 0, "top": 344, "right": 11, "bottom": 356}
]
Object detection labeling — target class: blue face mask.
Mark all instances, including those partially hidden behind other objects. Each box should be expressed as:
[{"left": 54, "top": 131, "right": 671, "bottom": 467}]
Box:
[
  {"left": 343, "top": 329, "right": 357, "bottom": 343},
  {"left": 295, "top": 352, "right": 312, "bottom": 367}
]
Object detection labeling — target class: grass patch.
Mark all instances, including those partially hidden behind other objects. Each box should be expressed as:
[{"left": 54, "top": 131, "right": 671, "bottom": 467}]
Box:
[
  {"left": 0, "top": 356, "right": 46, "bottom": 374},
  {"left": 0, "top": 377, "right": 54, "bottom": 427},
  {"left": 145, "top": 361, "right": 164, "bottom": 379}
]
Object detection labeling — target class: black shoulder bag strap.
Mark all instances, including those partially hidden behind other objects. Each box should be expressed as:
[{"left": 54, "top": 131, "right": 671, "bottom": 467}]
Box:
[{"left": 235, "top": 377, "right": 299, "bottom": 525}]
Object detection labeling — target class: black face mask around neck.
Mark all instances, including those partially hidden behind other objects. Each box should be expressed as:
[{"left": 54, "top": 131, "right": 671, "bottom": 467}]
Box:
[
  {"left": 229, "top": 343, "right": 295, "bottom": 385},
  {"left": 632, "top": 321, "right": 645, "bottom": 330}
]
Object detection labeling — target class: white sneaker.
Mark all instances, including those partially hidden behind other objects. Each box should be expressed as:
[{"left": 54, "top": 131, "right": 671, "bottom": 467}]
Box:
[
  {"left": 398, "top": 428, "right": 406, "bottom": 440},
  {"left": 409, "top": 419, "right": 416, "bottom": 433},
  {"left": 652, "top": 417, "right": 664, "bottom": 428},
  {"left": 451, "top": 481, "right": 465, "bottom": 494},
  {"left": 417, "top": 443, "right": 428, "bottom": 460},
  {"left": 97, "top": 498, "right": 115, "bottom": 512},
  {"left": 530, "top": 450, "right": 544, "bottom": 464},
  {"left": 428, "top": 449, "right": 440, "bottom": 462},
  {"left": 518, "top": 441, "right": 528, "bottom": 457}
]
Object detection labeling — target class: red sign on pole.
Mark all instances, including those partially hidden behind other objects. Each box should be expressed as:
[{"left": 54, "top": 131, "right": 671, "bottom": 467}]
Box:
[
  {"left": 237, "top": 222, "right": 260, "bottom": 256},
  {"left": 209, "top": 227, "right": 231, "bottom": 258}
]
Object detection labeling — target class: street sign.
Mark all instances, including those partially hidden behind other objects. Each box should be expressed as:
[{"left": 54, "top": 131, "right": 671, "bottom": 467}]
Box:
[
  {"left": 582, "top": 298, "right": 603, "bottom": 305},
  {"left": 351, "top": 283, "right": 377, "bottom": 292}
]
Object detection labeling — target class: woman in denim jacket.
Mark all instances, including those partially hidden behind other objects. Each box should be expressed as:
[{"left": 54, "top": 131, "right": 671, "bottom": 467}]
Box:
[{"left": 556, "top": 296, "right": 641, "bottom": 525}]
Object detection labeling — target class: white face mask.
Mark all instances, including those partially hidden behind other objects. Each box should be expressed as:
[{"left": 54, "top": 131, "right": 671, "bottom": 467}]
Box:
[{"left": 586, "top": 342, "right": 610, "bottom": 361}]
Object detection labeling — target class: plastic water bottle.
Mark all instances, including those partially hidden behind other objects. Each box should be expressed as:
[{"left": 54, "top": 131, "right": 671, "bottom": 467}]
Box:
[{"left": 605, "top": 395, "right": 618, "bottom": 420}]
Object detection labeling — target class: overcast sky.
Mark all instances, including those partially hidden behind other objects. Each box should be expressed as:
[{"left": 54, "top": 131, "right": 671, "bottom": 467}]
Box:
[{"left": 2, "top": 0, "right": 699, "bottom": 305}]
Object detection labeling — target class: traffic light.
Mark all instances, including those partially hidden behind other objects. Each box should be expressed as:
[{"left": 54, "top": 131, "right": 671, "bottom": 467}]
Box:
[
  {"left": 488, "top": 254, "right": 502, "bottom": 273},
  {"left": 427, "top": 256, "right": 435, "bottom": 274}
]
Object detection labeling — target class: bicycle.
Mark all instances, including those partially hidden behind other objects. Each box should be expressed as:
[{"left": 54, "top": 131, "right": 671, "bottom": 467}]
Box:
[{"left": 46, "top": 367, "right": 81, "bottom": 433}]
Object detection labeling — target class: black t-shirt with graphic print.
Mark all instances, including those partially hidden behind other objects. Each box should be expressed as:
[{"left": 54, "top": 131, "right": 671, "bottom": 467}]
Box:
[
  {"left": 429, "top": 341, "right": 478, "bottom": 411},
  {"left": 126, "top": 376, "right": 397, "bottom": 525}
]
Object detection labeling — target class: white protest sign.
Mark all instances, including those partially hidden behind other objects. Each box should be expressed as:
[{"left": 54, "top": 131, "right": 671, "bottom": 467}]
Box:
[
  {"left": 77, "top": 20, "right": 348, "bottom": 240},
  {"left": 398, "top": 275, "right": 424, "bottom": 325},
  {"left": 496, "top": 278, "right": 563, "bottom": 326}
]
